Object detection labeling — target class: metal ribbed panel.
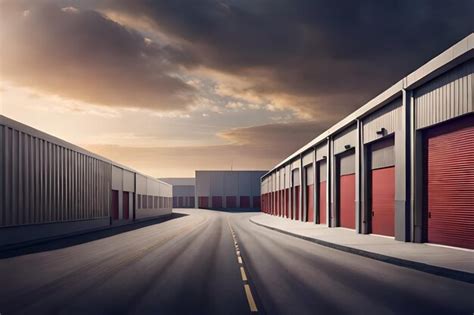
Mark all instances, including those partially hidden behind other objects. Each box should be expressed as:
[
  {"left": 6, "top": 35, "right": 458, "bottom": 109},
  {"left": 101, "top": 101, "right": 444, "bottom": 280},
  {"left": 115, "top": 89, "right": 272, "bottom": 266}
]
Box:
[
  {"left": 333, "top": 125, "right": 357, "bottom": 155},
  {"left": 370, "top": 137, "right": 395, "bottom": 170},
  {"left": 363, "top": 98, "right": 402, "bottom": 144},
  {"left": 0, "top": 125, "right": 112, "bottom": 227},
  {"left": 302, "top": 150, "right": 313, "bottom": 166},
  {"left": 339, "top": 152, "right": 356, "bottom": 175},
  {"left": 315, "top": 143, "right": 327, "bottom": 161},
  {"left": 415, "top": 60, "right": 473, "bottom": 129}
]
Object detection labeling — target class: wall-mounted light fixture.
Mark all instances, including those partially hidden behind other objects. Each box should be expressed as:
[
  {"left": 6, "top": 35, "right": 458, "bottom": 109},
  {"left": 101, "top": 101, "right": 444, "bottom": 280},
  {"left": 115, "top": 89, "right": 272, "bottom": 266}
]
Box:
[
  {"left": 376, "top": 127, "right": 386, "bottom": 136},
  {"left": 322, "top": 155, "right": 327, "bottom": 160},
  {"left": 344, "top": 144, "right": 351, "bottom": 150}
]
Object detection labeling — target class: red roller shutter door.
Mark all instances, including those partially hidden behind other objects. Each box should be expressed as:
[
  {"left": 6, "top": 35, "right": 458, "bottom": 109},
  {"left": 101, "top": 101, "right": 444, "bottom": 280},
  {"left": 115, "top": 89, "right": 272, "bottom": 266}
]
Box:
[
  {"left": 306, "top": 165, "right": 314, "bottom": 223},
  {"left": 339, "top": 175, "right": 355, "bottom": 228},
  {"left": 371, "top": 167, "right": 395, "bottom": 236},
  {"left": 285, "top": 188, "right": 289, "bottom": 218},
  {"left": 294, "top": 186, "right": 300, "bottom": 220},
  {"left": 319, "top": 181, "right": 327, "bottom": 224},
  {"left": 370, "top": 137, "right": 395, "bottom": 237},
  {"left": 306, "top": 184, "right": 314, "bottom": 222},
  {"left": 199, "top": 196, "right": 208, "bottom": 208},
  {"left": 426, "top": 116, "right": 474, "bottom": 249},
  {"left": 111, "top": 190, "right": 119, "bottom": 220},
  {"left": 212, "top": 196, "right": 223, "bottom": 208},
  {"left": 240, "top": 196, "right": 250, "bottom": 208},
  {"left": 339, "top": 152, "right": 356, "bottom": 229},
  {"left": 123, "top": 191, "right": 129, "bottom": 220},
  {"left": 226, "top": 196, "right": 236, "bottom": 208}
]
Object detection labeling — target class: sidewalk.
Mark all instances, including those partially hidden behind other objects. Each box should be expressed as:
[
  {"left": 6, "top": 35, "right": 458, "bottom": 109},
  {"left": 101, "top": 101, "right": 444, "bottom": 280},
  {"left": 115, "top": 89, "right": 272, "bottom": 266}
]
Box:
[{"left": 250, "top": 214, "right": 474, "bottom": 283}]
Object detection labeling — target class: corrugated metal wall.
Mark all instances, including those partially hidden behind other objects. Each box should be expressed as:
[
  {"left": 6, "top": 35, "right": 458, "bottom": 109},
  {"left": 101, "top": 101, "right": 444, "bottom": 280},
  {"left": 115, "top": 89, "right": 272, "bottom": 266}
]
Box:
[
  {"left": 1, "top": 124, "right": 111, "bottom": 227},
  {"left": 363, "top": 98, "right": 402, "bottom": 144},
  {"left": 415, "top": 59, "right": 473, "bottom": 129}
]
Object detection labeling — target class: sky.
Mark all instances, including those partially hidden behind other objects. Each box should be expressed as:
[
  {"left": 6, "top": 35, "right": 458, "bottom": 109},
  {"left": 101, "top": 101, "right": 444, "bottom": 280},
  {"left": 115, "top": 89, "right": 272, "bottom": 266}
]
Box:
[{"left": 1, "top": 0, "right": 473, "bottom": 177}]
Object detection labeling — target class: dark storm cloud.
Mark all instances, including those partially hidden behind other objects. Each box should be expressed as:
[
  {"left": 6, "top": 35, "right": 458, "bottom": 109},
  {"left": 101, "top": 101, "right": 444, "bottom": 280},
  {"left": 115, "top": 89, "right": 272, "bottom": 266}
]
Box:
[
  {"left": 101, "top": 0, "right": 474, "bottom": 116},
  {"left": 0, "top": 1, "right": 195, "bottom": 110}
]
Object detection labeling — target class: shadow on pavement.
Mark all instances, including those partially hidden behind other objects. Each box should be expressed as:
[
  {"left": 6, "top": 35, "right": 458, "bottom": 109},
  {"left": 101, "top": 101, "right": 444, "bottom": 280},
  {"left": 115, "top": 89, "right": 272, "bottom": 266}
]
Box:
[{"left": 0, "top": 213, "right": 188, "bottom": 259}]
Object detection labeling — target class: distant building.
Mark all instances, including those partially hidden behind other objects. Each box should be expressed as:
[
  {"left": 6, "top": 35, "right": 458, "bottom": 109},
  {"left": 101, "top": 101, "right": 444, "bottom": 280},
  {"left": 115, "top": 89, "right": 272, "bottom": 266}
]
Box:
[
  {"left": 159, "top": 178, "right": 195, "bottom": 208},
  {"left": 195, "top": 170, "right": 267, "bottom": 210}
]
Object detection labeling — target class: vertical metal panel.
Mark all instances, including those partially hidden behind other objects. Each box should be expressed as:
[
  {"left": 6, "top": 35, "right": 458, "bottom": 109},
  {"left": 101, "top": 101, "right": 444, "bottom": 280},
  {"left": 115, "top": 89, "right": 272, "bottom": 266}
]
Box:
[
  {"left": 370, "top": 137, "right": 395, "bottom": 169},
  {"left": 339, "top": 152, "right": 356, "bottom": 175},
  {"left": 333, "top": 125, "right": 357, "bottom": 155},
  {"left": 315, "top": 143, "right": 328, "bottom": 161},
  {"left": 415, "top": 59, "right": 473, "bottom": 129},
  {"left": 363, "top": 99, "right": 402, "bottom": 144}
]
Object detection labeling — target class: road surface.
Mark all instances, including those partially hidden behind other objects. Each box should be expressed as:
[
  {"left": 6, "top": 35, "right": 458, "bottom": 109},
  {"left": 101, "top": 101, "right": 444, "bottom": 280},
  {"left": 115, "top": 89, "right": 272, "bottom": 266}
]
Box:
[{"left": 1, "top": 209, "right": 473, "bottom": 314}]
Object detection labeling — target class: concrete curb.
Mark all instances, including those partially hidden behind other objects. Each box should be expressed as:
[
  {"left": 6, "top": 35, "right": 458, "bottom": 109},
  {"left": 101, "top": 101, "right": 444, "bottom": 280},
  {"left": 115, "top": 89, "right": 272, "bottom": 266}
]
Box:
[
  {"left": 0, "top": 213, "right": 176, "bottom": 253},
  {"left": 249, "top": 217, "right": 474, "bottom": 284}
]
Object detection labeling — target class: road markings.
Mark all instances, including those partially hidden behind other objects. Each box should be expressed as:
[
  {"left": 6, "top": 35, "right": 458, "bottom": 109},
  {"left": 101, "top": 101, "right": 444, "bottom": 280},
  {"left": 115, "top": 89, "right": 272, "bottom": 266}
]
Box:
[
  {"left": 227, "top": 218, "right": 259, "bottom": 313},
  {"left": 244, "top": 284, "right": 258, "bottom": 312},
  {"left": 240, "top": 266, "right": 248, "bottom": 281}
]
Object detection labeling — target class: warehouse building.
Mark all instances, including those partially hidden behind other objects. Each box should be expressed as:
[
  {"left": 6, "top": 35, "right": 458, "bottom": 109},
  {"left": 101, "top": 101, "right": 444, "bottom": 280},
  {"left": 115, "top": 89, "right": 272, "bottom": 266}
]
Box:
[
  {"left": 0, "top": 116, "right": 173, "bottom": 247},
  {"left": 196, "top": 170, "right": 266, "bottom": 210},
  {"left": 262, "top": 34, "right": 474, "bottom": 250},
  {"left": 160, "top": 178, "right": 195, "bottom": 208}
]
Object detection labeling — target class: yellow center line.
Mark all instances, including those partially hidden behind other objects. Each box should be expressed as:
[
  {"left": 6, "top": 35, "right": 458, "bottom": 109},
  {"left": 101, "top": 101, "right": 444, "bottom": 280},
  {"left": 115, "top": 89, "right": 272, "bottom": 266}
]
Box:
[
  {"left": 227, "top": 218, "right": 259, "bottom": 313},
  {"left": 240, "top": 266, "right": 248, "bottom": 281},
  {"left": 244, "top": 284, "right": 258, "bottom": 312}
]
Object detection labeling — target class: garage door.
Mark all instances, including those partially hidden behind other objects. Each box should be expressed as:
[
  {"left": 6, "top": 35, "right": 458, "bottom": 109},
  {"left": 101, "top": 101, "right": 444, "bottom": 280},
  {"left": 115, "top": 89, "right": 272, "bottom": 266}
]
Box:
[
  {"left": 426, "top": 115, "right": 474, "bottom": 249},
  {"left": 240, "top": 196, "right": 250, "bottom": 208},
  {"left": 306, "top": 165, "right": 314, "bottom": 222},
  {"left": 370, "top": 137, "right": 395, "bottom": 236},
  {"left": 226, "top": 196, "right": 236, "bottom": 208},
  {"left": 318, "top": 161, "right": 327, "bottom": 224},
  {"left": 293, "top": 169, "right": 300, "bottom": 220},
  {"left": 111, "top": 190, "right": 119, "bottom": 220},
  {"left": 212, "top": 196, "right": 222, "bottom": 208},
  {"left": 198, "top": 196, "right": 208, "bottom": 208},
  {"left": 123, "top": 192, "right": 129, "bottom": 220},
  {"left": 339, "top": 151, "right": 355, "bottom": 229}
]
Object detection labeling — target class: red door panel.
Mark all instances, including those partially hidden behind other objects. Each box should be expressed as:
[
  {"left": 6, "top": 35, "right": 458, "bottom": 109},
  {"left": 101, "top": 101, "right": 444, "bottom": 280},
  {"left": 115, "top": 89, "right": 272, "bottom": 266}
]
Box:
[
  {"left": 226, "top": 196, "right": 236, "bottom": 208},
  {"left": 123, "top": 191, "right": 129, "bottom": 220},
  {"left": 212, "top": 196, "right": 223, "bottom": 208},
  {"left": 111, "top": 190, "right": 119, "bottom": 220},
  {"left": 294, "top": 186, "right": 300, "bottom": 220},
  {"left": 339, "top": 174, "right": 355, "bottom": 229},
  {"left": 371, "top": 167, "right": 395, "bottom": 236},
  {"left": 240, "top": 196, "right": 250, "bottom": 208},
  {"left": 286, "top": 188, "right": 290, "bottom": 218},
  {"left": 426, "top": 117, "right": 474, "bottom": 249},
  {"left": 306, "top": 184, "right": 314, "bottom": 222},
  {"left": 199, "top": 196, "right": 209, "bottom": 208},
  {"left": 319, "top": 181, "right": 327, "bottom": 224}
]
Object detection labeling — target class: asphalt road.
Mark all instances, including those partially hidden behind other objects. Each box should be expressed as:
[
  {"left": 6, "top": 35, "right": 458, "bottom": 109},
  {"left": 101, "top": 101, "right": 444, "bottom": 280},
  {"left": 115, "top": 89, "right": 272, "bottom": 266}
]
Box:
[{"left": 1, "top": 209, "right": 473, "bottom": 315}]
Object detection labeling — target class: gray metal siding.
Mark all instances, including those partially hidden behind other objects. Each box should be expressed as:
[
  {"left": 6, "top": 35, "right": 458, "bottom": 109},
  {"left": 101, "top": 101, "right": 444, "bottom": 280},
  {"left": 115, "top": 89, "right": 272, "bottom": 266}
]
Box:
[
  {"left": 1, "top": 125, "right": 111, "bottom": 227},
  {"left": 415, "top": 59, "right": 473, "bottom": 129},
  {"left": 302, "top": 150, "right": 313, "bottom": 166},
  {"left": 315, "top": 143, "right": 328, "bottom": 161},
  {"left": 339, "top": 152, "right": 356, "bottom": 175},
  {"left": 318, "top": 161, "right": 327, "bottom": 182},
  {"left": 333, "top": 126, "right": 357, "bottom": 155},
  {"left": 371, "top": 138, "right": 395, "bottom": 170},
  {"left": 363, "top": 98, "right": 402, "bottom": 144},
  {"left": 305, "top": 165, "right": 314, "bottom": 185}
]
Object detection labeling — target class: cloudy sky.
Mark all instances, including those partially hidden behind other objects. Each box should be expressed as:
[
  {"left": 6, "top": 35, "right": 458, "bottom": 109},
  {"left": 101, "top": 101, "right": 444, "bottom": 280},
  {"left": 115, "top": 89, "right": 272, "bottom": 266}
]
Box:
[{"left": 1, "top": 0, "right": 473, "bottom": 177}]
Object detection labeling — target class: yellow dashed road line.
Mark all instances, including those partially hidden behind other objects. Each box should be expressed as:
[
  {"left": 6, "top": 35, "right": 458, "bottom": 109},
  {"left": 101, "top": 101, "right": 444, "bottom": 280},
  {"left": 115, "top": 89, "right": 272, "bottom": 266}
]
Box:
[{"left": 227, "top": 218, "right": 259, "bottom": 313}]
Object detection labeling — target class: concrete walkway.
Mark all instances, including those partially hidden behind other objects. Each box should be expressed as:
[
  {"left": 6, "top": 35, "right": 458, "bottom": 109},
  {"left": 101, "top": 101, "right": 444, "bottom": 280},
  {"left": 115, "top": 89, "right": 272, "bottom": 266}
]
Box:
[{"left": 250, "top": 214, "right": 474, "bottom": 283}]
